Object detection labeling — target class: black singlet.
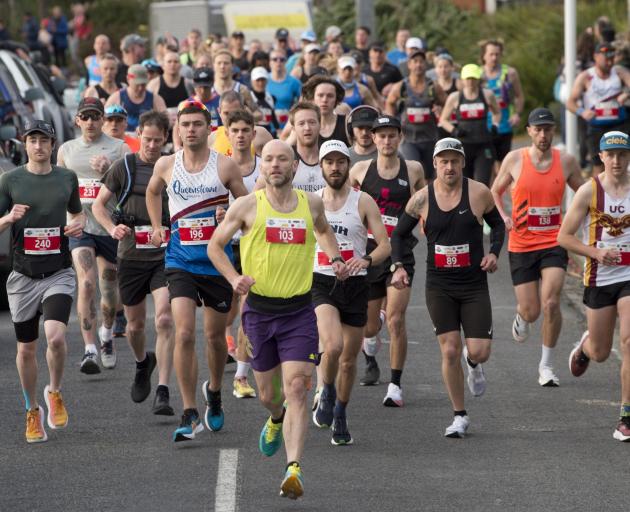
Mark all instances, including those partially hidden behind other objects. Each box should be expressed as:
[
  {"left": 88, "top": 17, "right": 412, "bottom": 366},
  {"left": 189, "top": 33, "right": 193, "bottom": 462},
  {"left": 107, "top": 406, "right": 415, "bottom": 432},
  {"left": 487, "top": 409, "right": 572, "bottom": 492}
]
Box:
[
  {"left": 158, "top": 76, "right": 190, "bottom": 108},
  {"left": 319, "top": 114, "right": 349, "bottom": 147}
]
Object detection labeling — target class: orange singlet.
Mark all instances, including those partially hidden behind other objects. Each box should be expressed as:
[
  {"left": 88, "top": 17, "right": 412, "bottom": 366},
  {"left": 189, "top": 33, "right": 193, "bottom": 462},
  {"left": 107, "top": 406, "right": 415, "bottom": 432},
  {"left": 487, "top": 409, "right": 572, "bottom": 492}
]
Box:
[{"left": 509, "top": 148, "right": 565, "bottom": 252}]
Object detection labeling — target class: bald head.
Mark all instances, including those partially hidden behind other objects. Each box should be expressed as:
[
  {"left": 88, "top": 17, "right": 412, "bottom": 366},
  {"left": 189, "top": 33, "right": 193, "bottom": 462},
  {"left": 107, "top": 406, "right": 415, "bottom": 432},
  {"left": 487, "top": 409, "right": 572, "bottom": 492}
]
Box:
[
  {"left": 261, "top": 140, "right": 297, "bottom": 188},
  {"left": 94, "top": 34, "right": 110, "bottom": 55}
]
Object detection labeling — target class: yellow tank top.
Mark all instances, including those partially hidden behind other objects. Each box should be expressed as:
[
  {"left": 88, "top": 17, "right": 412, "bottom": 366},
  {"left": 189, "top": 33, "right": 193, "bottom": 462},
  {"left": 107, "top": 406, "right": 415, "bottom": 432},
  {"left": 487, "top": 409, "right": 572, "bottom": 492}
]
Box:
[
  {"left": 212, "top": 126, "right": 255, "bottom": 157},
  {"left": 240, "top": 189, "right": 315, "bottom": 298}
]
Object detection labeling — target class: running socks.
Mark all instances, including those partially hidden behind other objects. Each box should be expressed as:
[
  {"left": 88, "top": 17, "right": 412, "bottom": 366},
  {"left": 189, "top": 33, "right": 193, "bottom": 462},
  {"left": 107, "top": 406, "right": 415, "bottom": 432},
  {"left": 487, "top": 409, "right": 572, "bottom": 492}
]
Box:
[
  {"left": 272, "top": 408, "right": 286, "bottom": 424},
  {"left": 85, "top": 344, "right": 97, "bottom": 355},
  {"left": 364, "top": 351, "right": 377, "bottom": 365},
  {"left": 621, "top": 403, "right": 630, "bottom": 418},
  {"left": 391, "top": 369, "right": 402, "bottom": 387},
  {"left": 235, "top": 361, "right": 251, "bottom": 379},
  {"left": 540, "top": 345, "right": 554, "bottom": 368},
  {"left": 99, "top": 325, "right": 113, "bottom": 341},
  {"left": 454, "top": 410, "right": 467, "bottom": 417},
  {"left": 136, "top": 353, "right": 149, "bottom": 368},
  {"left": 466, "top": 356, "right": 478, "bottom": 368}
]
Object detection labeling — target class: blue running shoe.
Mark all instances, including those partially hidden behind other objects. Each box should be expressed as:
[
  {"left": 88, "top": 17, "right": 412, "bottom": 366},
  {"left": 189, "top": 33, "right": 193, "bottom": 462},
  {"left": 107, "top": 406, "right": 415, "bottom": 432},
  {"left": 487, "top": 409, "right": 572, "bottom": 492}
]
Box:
[
  {"left": 312, "top": 386, "right": 335, "bottom": 428},
  {"left": 280, "top": 463, "right": 304, "bottom": 500},
  {"left": 202, "top": 380, "right": 224, "bottom": 431},
  {"left": 173, "top": 409, "right": 204, "bottom": 442},
  {"left": 259, "top": 414, "right": 283, "bottom": 456}
]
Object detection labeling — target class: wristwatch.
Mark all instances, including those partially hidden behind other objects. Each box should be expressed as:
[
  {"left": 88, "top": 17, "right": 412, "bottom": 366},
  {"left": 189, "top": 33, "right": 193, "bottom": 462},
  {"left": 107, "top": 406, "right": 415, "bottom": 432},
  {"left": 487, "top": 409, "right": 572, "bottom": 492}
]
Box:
[
  {"left": 331, "top": 256, "right": 345, "bottom": 264},
  {"left": 389, "top": 261, "right": 404, "bottom": 273},
  {"left": 362, "top": 255, "right": 373, "bottom": 267}
]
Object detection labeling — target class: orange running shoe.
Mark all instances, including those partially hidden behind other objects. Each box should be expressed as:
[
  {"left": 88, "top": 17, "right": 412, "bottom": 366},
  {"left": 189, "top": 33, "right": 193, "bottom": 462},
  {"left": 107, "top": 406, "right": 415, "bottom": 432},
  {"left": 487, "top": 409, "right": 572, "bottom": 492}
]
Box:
[
  {"left": 226, "top": 335, "right": 237, "bottom": 361},
  {"left": 26, "top": 406, "right": 48, "bottom": 443},
  {"left": 44, "top": 385, "right": 68, "bottom": 429}
]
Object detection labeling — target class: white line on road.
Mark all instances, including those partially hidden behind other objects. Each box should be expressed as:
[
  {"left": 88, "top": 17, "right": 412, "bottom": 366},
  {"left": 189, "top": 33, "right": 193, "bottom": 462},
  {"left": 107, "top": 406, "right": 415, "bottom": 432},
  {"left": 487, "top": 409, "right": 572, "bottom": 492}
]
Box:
[{"left": 214, "top": 449, "right": 239, "bottom": 512}]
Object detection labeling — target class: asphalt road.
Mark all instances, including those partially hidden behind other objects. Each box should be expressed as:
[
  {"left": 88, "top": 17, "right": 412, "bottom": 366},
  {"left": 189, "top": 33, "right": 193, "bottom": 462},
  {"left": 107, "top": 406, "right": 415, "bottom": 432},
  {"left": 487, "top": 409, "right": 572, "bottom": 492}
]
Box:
[{"left": 0, "top": 239, "right": 627, "bottom": 512}]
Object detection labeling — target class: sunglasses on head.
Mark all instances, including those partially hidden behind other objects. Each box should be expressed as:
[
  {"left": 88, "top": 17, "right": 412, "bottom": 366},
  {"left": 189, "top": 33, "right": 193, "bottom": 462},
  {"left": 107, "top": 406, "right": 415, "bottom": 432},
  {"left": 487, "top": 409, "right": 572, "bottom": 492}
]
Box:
[
  {"left": 178, "top": 99, "right": 209, "bottom": 113},
  {"left": 78, "top": 111, "right": 103, "bottom": 121}
]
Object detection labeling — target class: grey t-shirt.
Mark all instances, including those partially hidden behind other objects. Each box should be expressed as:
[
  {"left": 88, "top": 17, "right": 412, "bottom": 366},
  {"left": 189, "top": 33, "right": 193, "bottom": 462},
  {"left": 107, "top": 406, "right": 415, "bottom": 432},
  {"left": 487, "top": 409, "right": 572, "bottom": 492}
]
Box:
[
  {"left": 59, "top": 133, "right": 128, "bottom": 235},
  {"left": 349, "top": 146, "right": 377, "bottom": 167}
]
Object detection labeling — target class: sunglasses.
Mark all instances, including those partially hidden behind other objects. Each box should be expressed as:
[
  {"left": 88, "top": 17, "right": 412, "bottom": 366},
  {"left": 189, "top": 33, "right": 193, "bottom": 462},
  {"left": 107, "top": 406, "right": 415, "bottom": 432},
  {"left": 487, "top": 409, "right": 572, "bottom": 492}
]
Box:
[
  {"left": 78, "top": 112, "right": 103, "bottom": 121},
  {"left": 271, "top": 57, "right": 286, "bottom": 62},
  {"left": 178, "top": 99, "right": 209, "bottom": 113}
]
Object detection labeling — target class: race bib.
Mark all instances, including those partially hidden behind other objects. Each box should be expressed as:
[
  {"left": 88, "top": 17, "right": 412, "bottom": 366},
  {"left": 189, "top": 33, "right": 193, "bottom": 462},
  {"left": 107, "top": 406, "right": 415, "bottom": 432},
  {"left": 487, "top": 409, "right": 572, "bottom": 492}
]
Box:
[
  {"left": 527, "top": 206, "right": 561, "bottom": 231},
  {"left": 459, "top": 102, "right": 485, "bottom": 120},
  {"left": 276, "top": 109, "right": 289, "bottom": 125},
  {"left": 79, "top": 178, "right": 101, "bottom": 204},
  {"left": 368, "top": 215, "right": 398, "bottom": 240},
  {"left": 265, "top": 218, "right": 306, "bottom": 244},
  {"left": 134, "top": 225, "right": 170, "bottom": 249},
  {"left": 597, "top": 241, "right": 630, "bottom": 265},
  {"left": 316, "top": 241, "right": 354, "bottom": 268},
  {"left": 178, "top": 217, "right": 215, "bottom": 245},
  {"left": 434, "top": 244, "right": 470, "bottom": 268},
  {"left": 23, "top": 227, "right": 61, "bottom": 255},
  {"left": 261, "top": 108, "right": 273, "bottom": 124},
  {"left": 406, "top": 107, "right": 431, "bottom": 124},
  {"left": 595, "top": 101, "right": 621, "bottom": 121}
]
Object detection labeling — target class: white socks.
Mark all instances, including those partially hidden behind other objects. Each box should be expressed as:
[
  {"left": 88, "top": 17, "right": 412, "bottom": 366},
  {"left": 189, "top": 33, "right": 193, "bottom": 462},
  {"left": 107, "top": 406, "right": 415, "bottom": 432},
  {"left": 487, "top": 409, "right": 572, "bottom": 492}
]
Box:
[
  {"left": 235, "top": 361, "right": 251, "bottom": 379},
  {"left": 85, "top": 344, "right": 98, "bottom": 355},
  {"left": 99, "top": 325, "right": 113, "bottom": 343},
  {"left": 540, "top": 345, "right": 554, "bottom": 368}
]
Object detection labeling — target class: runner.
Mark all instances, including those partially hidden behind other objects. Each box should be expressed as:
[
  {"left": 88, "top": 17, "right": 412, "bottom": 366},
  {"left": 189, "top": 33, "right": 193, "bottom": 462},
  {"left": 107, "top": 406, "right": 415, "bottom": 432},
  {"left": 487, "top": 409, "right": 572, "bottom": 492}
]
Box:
[
  {"left": 557, "top": 131, "right": 630, "bottom": 441},
  {"left": 102, "top": 104, "right": 141, "bottom": 153},
  {"left": 116, "top": 33, "right": 146, "bottom": 85},
  {"left": 249, "top": 67, "right": 279, "bottom": 138},
  {"left": 299, "top": 76, "right": 350, "bottom": 146},
  {"left": 266, "top": 49, "right": 302, "bottom": 129},
  {"left": 106, "top": 64, "right": 167, "bottom": 132},
  {"left": 289, "top": 102, "right": 325, "bottom": 193},
  {"left": 145, "top": 99, "right": 247, "bottom": 442},
  {"left": 57, "top": 97, "right": 130, "bottom": 374},
  {"left": 337, "top": 55, "right": 378, "bottom": 109},
  {"left": 438, "top": 64, "right": 500, "bottom": 186},
  {"left": 208, "top": 139, "right": 348, "bottom": 499},
  {"left": 346, "top": 105, "right": 379, "bottom": 165},
  {"left": 386, "top": 29, "right": 410, "bottom": 67},
  {"left": 224, "top": 109, "right": 260, "bottom": 399},
  {"left": 349, "top": 115, "right": 425, "bottom": 402},
  {"left": 364, "top": 41, "right": 403, "bottom": 95},
  {"left": 84, "top": 34, "right": 110, "bottom": 85},
  {"left": 491, "top": 108, "right": 583, "bottom": 386},
  {"left": 84, "top": 53, "right": 120, "bottom": 103},
  {"left": 179, "top": 29, "right": 202, "bottom": 67},
  {"left": 211, "top": 49, "right": 260, "bottom": 122},
  {"left": 0, "top": 120, "right": 85, "bottom": 443},
  {"left": 312, "top": 140, "right": 390, "bottom": 445},
  {"left": 386, "top": 48, "right": 446, "bottom": 181},
  {"left": 290, "top": 43, "right": 323, "bottom": 84},
  {"left": 480, "top": 39, "right": 525, "bottom": 165},
  {"left": 567, "top": 42, "right": 630, "bottom": 175},
  {"left": 147, "top": 50, "right": 193, "bottom": 126},
  {"left": 92, "top": 110, "right": 175, "bottom": 414},
  {"left": 390, "top": 137, "right": 505, "bottom": 437}
]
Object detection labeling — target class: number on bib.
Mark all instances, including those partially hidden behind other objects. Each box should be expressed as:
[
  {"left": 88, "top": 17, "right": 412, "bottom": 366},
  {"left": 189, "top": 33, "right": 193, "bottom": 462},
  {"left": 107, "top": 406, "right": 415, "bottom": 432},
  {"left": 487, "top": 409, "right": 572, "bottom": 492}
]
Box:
[
  {"left": 265, "top": 218, "right": 306, "bottom": 244},
  {"left": 178, "top": 217, "right": 215, "bottom": 245},
  {"left": 434, "top": 244, "right": 470, "bottom": 268},
  {"left": 134, "top": 226, "right": 170, "bottom": 249},
  {"left": 597, "top": 241, "right": 630, "bottom": 266},
  {"left": 23, "top": 227, "right": 61, "bottom": 255},
  {"left": 368, "top": 215, "right": 398, "bottom": 240},
  {"left": 79, "top": 179, "right": 102, "bottom": 204},
  {"left": 527, "top": 206, "right": 561, "bottom": 231}
]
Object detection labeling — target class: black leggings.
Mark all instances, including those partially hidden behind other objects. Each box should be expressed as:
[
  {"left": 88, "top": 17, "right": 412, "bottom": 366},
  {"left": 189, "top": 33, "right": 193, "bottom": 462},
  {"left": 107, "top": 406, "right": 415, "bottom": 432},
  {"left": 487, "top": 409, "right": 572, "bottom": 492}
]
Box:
[{"left": 462, "top": 142, "right": 495, "bottom": 186}]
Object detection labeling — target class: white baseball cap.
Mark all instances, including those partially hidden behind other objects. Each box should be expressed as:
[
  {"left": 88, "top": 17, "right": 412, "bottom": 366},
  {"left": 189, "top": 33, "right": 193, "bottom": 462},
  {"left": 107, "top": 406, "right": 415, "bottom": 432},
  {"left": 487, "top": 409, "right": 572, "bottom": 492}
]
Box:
[
  {"left": 405, "top": 37, "right": 424, "bottom": 50},
  {"left": 250, "top": 67, "right": 269, "bottom": 81},
  {"left": 304, "top": 43, "right": 321, "bottom": 54},
  {"left": 338, "top": 55, "right": 357, "bottom": 69},
  {"left": 433, "top": 137, "right": 465, "bottom": 158},
  {"left": 319, "top": 139, "right": 350, "bottom": 161}
]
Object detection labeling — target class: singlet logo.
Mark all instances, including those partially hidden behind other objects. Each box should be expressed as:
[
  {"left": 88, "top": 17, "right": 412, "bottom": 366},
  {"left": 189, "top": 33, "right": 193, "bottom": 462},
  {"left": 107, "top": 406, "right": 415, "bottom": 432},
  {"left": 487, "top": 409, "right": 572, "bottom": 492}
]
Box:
[
  {"left": 331, "top": 224, "right": 349, "bottom": 236},
  {"left": 172, "top": 180, "right": 218, "bottom": 200}
]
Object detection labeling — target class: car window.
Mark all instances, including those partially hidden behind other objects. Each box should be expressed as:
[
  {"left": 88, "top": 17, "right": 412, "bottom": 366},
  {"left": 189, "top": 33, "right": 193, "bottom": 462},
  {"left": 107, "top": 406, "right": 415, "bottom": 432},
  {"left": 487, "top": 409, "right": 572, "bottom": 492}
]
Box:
[{"left": 11, "top": 56, "right": 34, "bottom": 86}]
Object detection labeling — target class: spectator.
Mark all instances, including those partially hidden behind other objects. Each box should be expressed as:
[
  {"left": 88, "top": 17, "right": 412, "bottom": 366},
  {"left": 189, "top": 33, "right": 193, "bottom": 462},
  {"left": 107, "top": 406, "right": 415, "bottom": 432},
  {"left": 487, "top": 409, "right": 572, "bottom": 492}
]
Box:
[
  {"left": 50, "top": 6, "right": 69, "bottom": 68},
  {"left": 22, "top": 12, "right": 39, "bottom": 50},
  {"left": 38, "top": 19, "right": 54, "bottom": 65},
  {"left": 69, "top": 3, "right": 93, "bottom": 71},
  {"left": 0, "top": 20, "right": 10, "bottom": 42},
  {"left": 387, "top": 29, "right": 410, "bottom": 66}
]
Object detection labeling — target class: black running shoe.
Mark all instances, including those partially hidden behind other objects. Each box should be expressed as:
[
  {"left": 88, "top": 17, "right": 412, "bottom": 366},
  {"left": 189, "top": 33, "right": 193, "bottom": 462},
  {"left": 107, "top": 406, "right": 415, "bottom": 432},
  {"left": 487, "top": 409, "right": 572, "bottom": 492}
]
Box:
[
  {"left": 131, "top": 352, "right": 156, "bottom": 403},
  {"left": 152, "top": 386, "right": 174, "bottom": 416},
  {"left": 331, "top": 414, "right": 353, "bottom": 445},
  {"left": 80, "top": 352, "right": 101, "bottom": 375},
  {"left": 360, "top": 361, "right": 380, "bottom": 386}
]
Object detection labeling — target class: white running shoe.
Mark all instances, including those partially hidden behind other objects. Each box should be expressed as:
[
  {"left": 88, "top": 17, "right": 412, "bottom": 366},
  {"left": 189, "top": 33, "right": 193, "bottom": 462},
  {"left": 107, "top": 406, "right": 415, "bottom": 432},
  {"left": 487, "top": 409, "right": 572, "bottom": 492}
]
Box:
[
  {"left": 511, "top": 312, "right": 530, "bottom": 343},
  {"left": 362, "top": 335, "right": 382, "bottom": 357},
  {"left": 464, "top": 347, "right": 486, "bottom": 397},
  {"left": 444, "top": 415, "right": 470, "bottom": 438},
  {"left": 383, "top": 383, "right": 403, "bottom": 407},
  {"left": 538, "top": 366, "right": 560, "bottom": 387}
]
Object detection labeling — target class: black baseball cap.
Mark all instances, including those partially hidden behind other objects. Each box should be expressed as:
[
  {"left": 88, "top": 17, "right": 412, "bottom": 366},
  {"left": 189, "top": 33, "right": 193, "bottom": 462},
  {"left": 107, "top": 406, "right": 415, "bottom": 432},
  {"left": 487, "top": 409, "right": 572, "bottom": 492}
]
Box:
[
  {"left": 527, "top": 107, "right": 555, "bottom": 126},
  {"left": 371, "top": 115, "right": 401, "bottom": 132},
  {"left": 77, "top": 96, "right": 105, "bottom": 115},
  {"left": 231, "top": 31, "right": 245, "bottom": 38},
  {"left": 24, "top": 119, "right": 56, "bottom": 139},
  {"left": 369, "top": 41, "right": 385, "bottom": 51},
  {"left": 350, "top": 106, "right": 379, "bottom": 128},
  {"left": 193, "top": 67, "right": 214, "bottom": 86},
  {"left": 276, "top": 28, "right": 289, "bottom": 40}
]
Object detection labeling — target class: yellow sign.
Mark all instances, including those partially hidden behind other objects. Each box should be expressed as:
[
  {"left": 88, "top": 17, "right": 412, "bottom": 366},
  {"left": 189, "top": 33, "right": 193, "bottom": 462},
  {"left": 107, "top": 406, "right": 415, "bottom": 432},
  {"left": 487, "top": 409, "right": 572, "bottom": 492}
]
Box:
[{"left": 224, "top": 1, "right": 312, "bottom": 42}]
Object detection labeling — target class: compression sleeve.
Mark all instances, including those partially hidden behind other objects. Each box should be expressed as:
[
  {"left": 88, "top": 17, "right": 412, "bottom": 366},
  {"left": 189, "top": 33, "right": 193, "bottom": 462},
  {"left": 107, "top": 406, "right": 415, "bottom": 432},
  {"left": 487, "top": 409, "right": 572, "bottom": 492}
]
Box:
[
  {"left": 391, "top": 212, "right": 419, "bottom": 263},
  {"left": 483, "top": 206, "right": 505, "bottom": 257}
]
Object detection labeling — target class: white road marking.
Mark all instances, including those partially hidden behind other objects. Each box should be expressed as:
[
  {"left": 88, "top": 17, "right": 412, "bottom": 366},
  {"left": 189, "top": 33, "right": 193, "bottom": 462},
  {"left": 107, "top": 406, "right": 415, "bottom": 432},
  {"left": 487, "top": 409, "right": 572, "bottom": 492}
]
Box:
[{"left": 214, "top": 449, "right": 238, "bottom": 512}]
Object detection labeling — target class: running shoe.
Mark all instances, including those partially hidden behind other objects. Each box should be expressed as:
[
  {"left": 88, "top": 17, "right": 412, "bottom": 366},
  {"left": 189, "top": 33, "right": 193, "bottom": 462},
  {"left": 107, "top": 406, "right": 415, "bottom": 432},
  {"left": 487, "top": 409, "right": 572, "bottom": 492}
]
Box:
[
  {"left": 360, "top": 360, "right": 380, "bottom": 386},
  {"left": 233, "top": 377, "right": 256, "bottom": 398},
  {"left": 226, "top": 335, "right": 237, "bottom": 362},
  {"left": 152, "top": 386, "right": 174, "bottom": 416},
  {"left": 444, "top": 415, "right": 470, "bottom": 438},
  {"left": 463, "top": 347, "right": 486, "bottom": 397},
  {"left": 383, "top": 383, "right": 404, "bottom": 407},
  {"left": 202, "top": 380, "right": 224, "bottom": 431},
  {"left": 43, "top": 385, "right": 68, "bottom": 429},
  {"left": 100, "top": 340, "right": 116, "bottom": 369},
  {"left": 311, "top": 387, "right": 321, "bottom": 412},
  {"left": 538, "top": 366, "right": 560, "bottom": 387},
  {"left": 313, "top": 386, "right": 335, "bottom": 428},
  {"left": 613, "top": 417, "right": 630, "bottom": 442},
  {"left": 569, "top": 331, "right": 590, "bottom": 377},
  {"left": 362, "top": 335, "right": 382, "bottom": 357},
  {"left": 331, "top": 414, "right": 353, "bottom": 445},
  {"left": 25, "top": 406, "right": 47, "bottom": 443},
  {"left": 280, "top": 463, "right": 304, "bottom": 500},
  {"left": 113, "top": 311, "right": 127, "bottom": 337},
  {"left": 80, "top": 351, "right": 100, "bottom": 374},
  {"left": 131, "top": 352, "right": 157, "bottom": 403},
  {"left": 259, "top": 415, "right": 283, "bottom": 456},
  {"left": 511, "top": 312, "right": 530, "bottom": 343},
  {"left": 173, "top": 409, "right": 204, "bottom": 442}
]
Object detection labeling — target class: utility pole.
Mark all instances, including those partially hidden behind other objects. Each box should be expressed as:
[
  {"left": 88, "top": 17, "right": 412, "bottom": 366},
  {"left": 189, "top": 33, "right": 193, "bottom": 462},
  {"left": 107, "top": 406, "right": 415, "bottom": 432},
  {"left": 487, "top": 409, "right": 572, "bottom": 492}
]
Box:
[{"left": 355, "top": 0, "right": 375, "bottom": 33}]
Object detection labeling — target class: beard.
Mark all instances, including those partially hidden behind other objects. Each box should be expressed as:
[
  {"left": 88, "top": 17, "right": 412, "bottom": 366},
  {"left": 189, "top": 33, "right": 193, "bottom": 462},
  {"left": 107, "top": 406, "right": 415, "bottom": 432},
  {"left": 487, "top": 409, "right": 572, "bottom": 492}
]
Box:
[{"left": 324, "top": 171, "right": 348, "bottom": 190}]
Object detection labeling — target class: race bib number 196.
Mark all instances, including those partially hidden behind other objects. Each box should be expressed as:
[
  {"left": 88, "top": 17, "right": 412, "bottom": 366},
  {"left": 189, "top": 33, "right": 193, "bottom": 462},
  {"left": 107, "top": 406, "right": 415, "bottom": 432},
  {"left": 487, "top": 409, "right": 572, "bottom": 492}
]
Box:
[
  {"left": 266, "top": 218, "right": 306, "bottom": 244},
  {"left": 178, "top": 217, "right": 215, "bottom": 245},
  {"left": 24, "top": 227, "right": 61, "bottom": 255}
]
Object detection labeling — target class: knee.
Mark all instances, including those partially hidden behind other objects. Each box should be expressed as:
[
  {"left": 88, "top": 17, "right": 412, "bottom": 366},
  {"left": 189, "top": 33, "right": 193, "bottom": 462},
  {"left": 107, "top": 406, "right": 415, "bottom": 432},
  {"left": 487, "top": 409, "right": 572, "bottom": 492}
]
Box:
[
  {"left": 176, "top": 328, "right": 195, "bottom": 345},
  {"left": 441, "top": 341, "right": 462, "bottom": 364},
  {"left": 588, "top": 340, "right": 610, "bottom": 363},
  {"left": 17, "top": 342, "right": 37, "bottom": 359},
  {"left": 126, "top": 325, "right": 145, "bottom": 340},
  {"left": 285, "top": 373, "right": 308, "bottom": 402},
  {"left": 468, "top": 344, "right": 491, "bottom": 364},
  {"left": 620, "top": 335, "right": 630, "bottom": 355},
  {"left": 321, "top": 336, "right": 342, "bottom": 360},
  {"left": 155, "top": 311, "right": 173, "bottom": 332},
  {"left": 542, "top": 296, "right": 560, "bottom": 317},
  {"left": 387, "top": 312, "right": 405, "bottom": 335},
  {"left": 80, "top": 279, "right": 95, "bottom": 296},
  {"left": 339, "top": 356, "right": 356, "bottom": 375},
  {"left": 47, "top": 332, "right": 66, "bottom": 352},
  {"left": 520, "top": 303, "right": 540, "bottom": 323}
]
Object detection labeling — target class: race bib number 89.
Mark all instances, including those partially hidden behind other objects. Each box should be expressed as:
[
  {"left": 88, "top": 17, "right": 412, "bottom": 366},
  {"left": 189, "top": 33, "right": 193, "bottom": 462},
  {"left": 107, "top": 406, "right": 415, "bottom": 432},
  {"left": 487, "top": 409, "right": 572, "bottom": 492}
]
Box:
[
  {"left": 435, "top": 244, "right": 470, "bottom": 268},
  {"left": 266, "top": 218, "right": 306, "bottom": 244}
]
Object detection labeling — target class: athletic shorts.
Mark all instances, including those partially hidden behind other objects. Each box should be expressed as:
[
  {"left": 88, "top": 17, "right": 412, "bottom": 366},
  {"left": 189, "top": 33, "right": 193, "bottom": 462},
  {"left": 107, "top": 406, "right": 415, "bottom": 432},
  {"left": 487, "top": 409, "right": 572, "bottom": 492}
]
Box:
[
  {"left": 7, "top": 268, "right": 75, "bottom": 341},
  {"left": 232, "top": 243, "right": 242, "bottom": 274},
  {"left": 509, "top": 246, "right": 568, "bottom": 286},
  {"left": 367, "top": 258, "right": 415, "bottom": 301},
  {"left": 69, "top": 232, "right": 118, "bottom": 264},
  {"left": 492, "top": 132, "right": 513, "bottom": 162},
  {"left": 165, "top": 269, "right": 232, "bottom": 313},
  {"left": 583, "top": 280, "right": 630, "bottom": 309},
  {"left": 118, "top": 259, "right": 167, "bottom": 306},
  {"left": 425, "top": 285, "right": 493, "bottom": 339},
  {"left": 241, "top": 302, "right": 319, "bottom": 372},
  {"left": 587, "top": 120, "right": 630, "bottom": 166},
  {"left": 312, "top": 273, "right": 369, "bottom": 327}
]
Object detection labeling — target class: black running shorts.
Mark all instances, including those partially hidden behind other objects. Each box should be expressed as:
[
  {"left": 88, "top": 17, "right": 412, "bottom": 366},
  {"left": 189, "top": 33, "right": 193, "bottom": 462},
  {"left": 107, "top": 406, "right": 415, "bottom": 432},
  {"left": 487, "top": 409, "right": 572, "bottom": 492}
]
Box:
[
  {"left": 509, "top": 245, "right": 568, "bottom": 286},
  {"left": 165, "top": 269, "right": 232, "bottom": 313},
  {"left": 312, "top": 273, "right": 369, "bottom": 327}
]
